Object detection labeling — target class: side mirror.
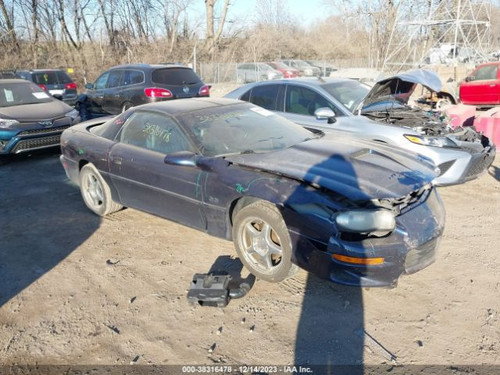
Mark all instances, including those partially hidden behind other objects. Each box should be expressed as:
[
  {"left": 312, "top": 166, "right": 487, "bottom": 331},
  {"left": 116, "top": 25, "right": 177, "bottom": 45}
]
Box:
[
  {"left": 164, "top": 151, "right": 200, "bottom": 167},
  {"left": 314, "top": 107, "right": 336, "bottom": 124},
  {"left": 465, "top": 76, "right": 474, "bottom": 82},
  {"left": 164, "top": 151, "right": 230, "bottom": 171},
  {"left": 85, "top": 83, "right": 94, "bottom": 89}
]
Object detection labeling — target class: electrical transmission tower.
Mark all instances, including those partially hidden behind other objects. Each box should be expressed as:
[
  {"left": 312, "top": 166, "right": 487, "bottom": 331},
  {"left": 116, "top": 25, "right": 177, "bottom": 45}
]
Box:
[{"left": 382, "top": 0, "right": 493, "bottom": 71}]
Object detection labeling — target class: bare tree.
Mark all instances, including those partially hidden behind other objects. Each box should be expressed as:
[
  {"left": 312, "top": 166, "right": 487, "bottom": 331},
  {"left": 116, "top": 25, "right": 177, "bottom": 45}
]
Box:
[
  {"left": 0, "top": 0, "right": 20, "bottom": 50},
  {"left": 204, "top": 0, "right": 230, "bottom": 51}
]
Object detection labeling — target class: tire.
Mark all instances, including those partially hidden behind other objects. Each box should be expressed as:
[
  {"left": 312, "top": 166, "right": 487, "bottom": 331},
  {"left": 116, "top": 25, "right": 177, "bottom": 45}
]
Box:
[
  {"left": 79, "top": 163, "right": 122, "bottom": 216},
  {"left": 232, "top": 200, "right": 298, "bottom": 282},
  {"left": 122, "top": 102, "right": 133, "bottom": 113}
]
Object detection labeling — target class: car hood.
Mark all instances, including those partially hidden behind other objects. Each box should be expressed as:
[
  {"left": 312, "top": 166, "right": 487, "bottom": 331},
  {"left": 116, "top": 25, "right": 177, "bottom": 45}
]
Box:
[
  {"left": 0, "top": 100, "right": 72, "bottom": 122},
  {"left": 357, "top": 69, "right": 442, "bottom": 113},
  {"left": 224, "top": 135, "right": 437, "bottom": 202}
]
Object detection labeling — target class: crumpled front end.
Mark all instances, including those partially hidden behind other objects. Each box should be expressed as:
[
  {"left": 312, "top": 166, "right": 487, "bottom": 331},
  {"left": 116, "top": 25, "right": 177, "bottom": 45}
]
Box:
[{"left": 289, "top": 186, "right": 445, "bottom": 287}]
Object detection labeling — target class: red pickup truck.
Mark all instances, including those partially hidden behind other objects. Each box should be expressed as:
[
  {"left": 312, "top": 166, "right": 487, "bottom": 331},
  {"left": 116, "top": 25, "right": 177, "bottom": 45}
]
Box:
[{"left": 459, "top": 62, "right": 500, "bottom": 106}]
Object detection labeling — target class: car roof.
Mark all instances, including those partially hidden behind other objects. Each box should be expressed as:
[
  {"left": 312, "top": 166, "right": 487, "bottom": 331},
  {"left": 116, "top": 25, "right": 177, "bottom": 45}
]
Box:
[
  {"left": 134, "top": 98, "right": 245, "bottom": 116},
  {"left": 109, "top": 63, "right": 191, "bottom": 70},
  {"left": 475, "top": 61, "right": 500, "bottom": 68},
  {"left": 0, "top": 79, "right": 31, "bottom": 84},
  {"left": 247, "top": 77, "right": 356, "bottom": 87},
  {"left": 17, "top": 69, "right": 66, "bottom": 73}
]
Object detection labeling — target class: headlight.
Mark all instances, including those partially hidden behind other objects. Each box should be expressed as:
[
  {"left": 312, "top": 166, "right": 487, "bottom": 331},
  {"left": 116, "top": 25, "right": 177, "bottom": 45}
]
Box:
[
  {"left": 404, "top": 134, "right": 458, "bottom": 148},
  {"left": 65, "top": 109, "right": 79, "bottom": 121},
  {"left": 335, "top": 209, "right": 396, "bottom": 234},
  {"left": 0, "top": 118, "right": 20, "bottom": 129}
]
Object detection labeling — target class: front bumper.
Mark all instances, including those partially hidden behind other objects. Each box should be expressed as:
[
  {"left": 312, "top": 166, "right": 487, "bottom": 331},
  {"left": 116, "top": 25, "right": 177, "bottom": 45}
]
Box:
[
  {"left": 291, "top": 188, "right": 445, "bottom": 287},
  {"left": 0, "top": 115, "right": 80, "bottom": 155},
  {"left": 60, "top": 154, "right": 80, "bottom": 185},
  {"left": 433, "top": 139, "right": 496, "bottom": 186}
]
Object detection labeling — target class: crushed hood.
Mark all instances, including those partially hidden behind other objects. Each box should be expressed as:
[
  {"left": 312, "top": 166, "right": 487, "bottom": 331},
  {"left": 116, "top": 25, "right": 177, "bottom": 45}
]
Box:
[
  {"left": 224, "top": 135, "right": 437, "bottom": 202},
  {"left": 358, "top": 69, "right": 442, "bottom": 113}
]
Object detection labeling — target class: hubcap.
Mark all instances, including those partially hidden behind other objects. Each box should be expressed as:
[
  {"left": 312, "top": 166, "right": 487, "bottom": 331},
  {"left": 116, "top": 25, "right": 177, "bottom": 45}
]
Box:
[
  {"left": 83, "top": 172, "right": 104, "bottom": 208},
  {"left": 238, "top": 217, "right": 283, "bottom": 274}
]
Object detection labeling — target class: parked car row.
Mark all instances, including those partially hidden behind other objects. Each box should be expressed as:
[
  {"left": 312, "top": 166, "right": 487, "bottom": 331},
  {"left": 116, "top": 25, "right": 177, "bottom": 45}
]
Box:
[
  {"left": 1, "top": 63, "right": 496, "bottom": 289},
  {"left": 236, "top": 60, "right": 337, "bottom": 84}
]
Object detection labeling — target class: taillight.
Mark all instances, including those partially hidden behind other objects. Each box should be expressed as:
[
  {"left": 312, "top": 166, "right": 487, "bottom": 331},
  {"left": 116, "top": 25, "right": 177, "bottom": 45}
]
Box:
[
  {"left": 198, "top": 85, "right": 210, "bottom": 97},
  {"left": 38, "top": 84, "right": 48, "bottom": 91},
  {"left": 65, "top": 82, "right": 77, "bottom": 90},
  {"left": 144, "top": 87, "right": 173, "bottom": 98}
]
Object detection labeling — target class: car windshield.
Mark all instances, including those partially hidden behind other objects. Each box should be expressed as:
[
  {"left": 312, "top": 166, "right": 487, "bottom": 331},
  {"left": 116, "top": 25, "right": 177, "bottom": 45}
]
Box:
[
  {"left": 177, "top": 103, "right": 320, "bottom": 157},
  {"left": 0, "top": 82, "right": 53, "bottom": 107},
  {"left": 321, "top": 81, "right": 370, "bottom": 112}
]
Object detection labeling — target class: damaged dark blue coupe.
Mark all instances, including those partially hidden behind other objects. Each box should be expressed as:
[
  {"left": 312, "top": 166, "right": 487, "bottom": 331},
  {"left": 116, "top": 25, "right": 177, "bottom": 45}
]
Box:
[{"left": 60, "top": 98, "right": 445, "bottom": 287}]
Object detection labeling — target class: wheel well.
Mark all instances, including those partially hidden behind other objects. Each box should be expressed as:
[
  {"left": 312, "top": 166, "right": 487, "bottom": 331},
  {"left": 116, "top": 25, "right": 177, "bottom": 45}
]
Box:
[
  {"left": 226, "top": 196, "right": 262, "bottom": 239},
  {"left": 79, "top": 159, "right": 89, "bottom": 171}
]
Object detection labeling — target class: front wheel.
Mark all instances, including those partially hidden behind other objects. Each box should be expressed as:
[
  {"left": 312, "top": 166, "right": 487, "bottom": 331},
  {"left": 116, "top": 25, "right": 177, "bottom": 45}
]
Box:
[
  {"left": 232, "top": 201, "right": 297, "bottom": 282},
  {"left": 79, "top": 163, "right": 122, "bottom": 216}
]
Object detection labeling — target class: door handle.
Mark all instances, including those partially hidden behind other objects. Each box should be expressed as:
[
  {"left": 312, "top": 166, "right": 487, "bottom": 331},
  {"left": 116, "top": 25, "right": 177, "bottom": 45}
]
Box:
[{"left": 111, "top": 156, "right": 122, "bottom": 165}]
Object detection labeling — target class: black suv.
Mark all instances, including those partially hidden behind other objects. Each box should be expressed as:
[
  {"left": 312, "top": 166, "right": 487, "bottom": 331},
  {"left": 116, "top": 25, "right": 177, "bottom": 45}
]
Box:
[
  {"left": 78, "top": 63, "right": 210, "bottom": 120},
  {"left": 15, "top": 69, "right": 78, "bottom": 106}
]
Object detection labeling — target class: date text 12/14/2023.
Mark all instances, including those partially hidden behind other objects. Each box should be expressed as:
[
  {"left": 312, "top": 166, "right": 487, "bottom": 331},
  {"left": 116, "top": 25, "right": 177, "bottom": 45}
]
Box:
[{"left": 181, "top": 365, "right": 314, "bottom": 373}]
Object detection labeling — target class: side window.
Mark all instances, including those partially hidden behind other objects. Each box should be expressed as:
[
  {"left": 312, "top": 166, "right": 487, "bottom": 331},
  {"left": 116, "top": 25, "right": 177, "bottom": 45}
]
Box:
[
  {"left": 119, "top": 111, "right": 193, "bottom": 154},
  {"left": 94, "top": 72, "right": 109, "bottom": 89},
  {"left": 107, "top": 70, "right": 123, "bottom": 88},
  {"left": 249, "top": 84, "right": 280, "bottom": 110},
  {"left": 239, "top": 89, "right": 251, "bottom": 102},
  {"left": 285, "top": 85, "right": 341, "bottom": 116},
  {"left": 123, "top": 70, "right": 144, "bottom": 85},
  {"left": 473, "top": 66, "right": 498, "bottom": 81}
]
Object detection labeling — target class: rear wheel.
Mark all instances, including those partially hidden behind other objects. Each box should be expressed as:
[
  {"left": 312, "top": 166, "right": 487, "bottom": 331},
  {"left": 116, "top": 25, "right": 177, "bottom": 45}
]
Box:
[
  {"left": 79, "top": 163, "right": 122, "bottom": 216},
  {"left": 232, "top": 201, "right": 298, "bottom": 282}
]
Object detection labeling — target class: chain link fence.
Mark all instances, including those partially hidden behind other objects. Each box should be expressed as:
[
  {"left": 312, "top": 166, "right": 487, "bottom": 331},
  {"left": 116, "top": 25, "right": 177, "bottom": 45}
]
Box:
[{"left": 198, "top": 59, "right": 370, "bottom": 84}]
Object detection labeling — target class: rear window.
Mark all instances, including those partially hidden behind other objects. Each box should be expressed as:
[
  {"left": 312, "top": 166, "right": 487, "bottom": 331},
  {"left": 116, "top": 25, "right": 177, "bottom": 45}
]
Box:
[
  {"left": 32, "top": 71, "right": 58, "bottom": 85},
  {"left": 151, "top": 68, "right": 202, "bottom": 86},
  {"left": 32, "top": 70, "right": 73, "bottom": 85}
]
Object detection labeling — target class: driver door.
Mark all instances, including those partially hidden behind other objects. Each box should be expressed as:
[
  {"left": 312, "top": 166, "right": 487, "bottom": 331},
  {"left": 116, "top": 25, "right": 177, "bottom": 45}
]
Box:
[{"left": 108, "top": 110, "right": 206, "bottom": 229}]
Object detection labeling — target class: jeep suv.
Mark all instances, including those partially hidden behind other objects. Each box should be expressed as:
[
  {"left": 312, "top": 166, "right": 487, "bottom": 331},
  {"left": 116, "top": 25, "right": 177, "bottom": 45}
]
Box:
[
  {"left": 16, "top": 69, "right": 78, "bottom": 106},
  {"left": 78, "top": 63, "right": 210, "bottom": 119}
]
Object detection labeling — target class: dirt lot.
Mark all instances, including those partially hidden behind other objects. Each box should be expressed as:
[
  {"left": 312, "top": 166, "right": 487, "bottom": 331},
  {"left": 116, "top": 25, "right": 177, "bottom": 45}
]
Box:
[{"left": 0, "top": 139, "right": 499, "bottom": 370}]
